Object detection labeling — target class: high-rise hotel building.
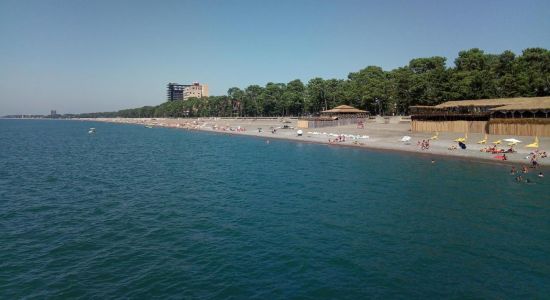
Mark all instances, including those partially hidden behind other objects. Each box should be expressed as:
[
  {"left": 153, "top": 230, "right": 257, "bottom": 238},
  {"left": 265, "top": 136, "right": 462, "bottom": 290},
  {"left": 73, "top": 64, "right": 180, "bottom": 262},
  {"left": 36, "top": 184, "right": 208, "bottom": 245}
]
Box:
[{"left": 167, "top": 82, "right": 209, "bottom": 101}]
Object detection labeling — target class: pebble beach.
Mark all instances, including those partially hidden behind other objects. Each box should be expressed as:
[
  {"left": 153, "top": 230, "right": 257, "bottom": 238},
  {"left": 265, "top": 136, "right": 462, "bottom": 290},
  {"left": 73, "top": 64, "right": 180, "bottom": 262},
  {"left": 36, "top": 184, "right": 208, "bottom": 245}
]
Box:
[{"left": 80, "top": 117, "right": 550, "bottom": 167}]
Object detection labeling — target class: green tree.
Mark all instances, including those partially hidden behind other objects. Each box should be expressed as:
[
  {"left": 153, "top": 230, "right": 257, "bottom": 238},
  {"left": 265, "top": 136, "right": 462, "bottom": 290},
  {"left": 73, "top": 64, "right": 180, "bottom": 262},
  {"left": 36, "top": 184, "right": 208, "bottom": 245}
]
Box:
[
  {"left": 245, "top": 85, "right": 264, "bottom": 116},
  {"left": 305, "top": 78, "right": 327, "bottom": 114},
  {"left": 282, "top": 79, "right": 306, "bottom": 116}
]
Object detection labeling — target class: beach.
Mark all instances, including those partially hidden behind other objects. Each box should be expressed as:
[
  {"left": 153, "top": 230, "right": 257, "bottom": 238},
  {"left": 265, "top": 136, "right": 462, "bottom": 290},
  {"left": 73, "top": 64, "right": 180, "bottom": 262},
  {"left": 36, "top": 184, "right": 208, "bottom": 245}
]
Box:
[{"left": 80, "top": 117, "right": 549, "bottom": 167}]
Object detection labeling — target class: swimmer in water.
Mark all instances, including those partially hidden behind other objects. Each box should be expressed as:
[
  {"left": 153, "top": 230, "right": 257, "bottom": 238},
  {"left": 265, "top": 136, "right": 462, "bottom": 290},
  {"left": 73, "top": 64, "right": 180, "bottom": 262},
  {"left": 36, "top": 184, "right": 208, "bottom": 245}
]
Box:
[{"left": 539, "top": 172, "right": 544, "bottom": 178}]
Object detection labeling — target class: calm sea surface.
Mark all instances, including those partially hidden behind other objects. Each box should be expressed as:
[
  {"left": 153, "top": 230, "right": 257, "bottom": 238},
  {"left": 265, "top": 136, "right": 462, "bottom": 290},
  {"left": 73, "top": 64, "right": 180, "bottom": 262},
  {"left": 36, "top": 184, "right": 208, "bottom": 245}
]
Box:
[{"left": 1, "top": 119, "right": 549, "bottom": 299}]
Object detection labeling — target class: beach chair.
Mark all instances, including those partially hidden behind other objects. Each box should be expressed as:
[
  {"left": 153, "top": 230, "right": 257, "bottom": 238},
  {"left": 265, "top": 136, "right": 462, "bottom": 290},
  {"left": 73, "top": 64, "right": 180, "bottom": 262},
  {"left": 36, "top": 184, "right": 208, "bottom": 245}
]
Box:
[
  {"left": 454, "top": 133, "right": 467, "bottom": 143},
  {"left": 477, "top": 134, "right": 487, "bottom": 144},
  {"left": 525, "top": 136, "right": 539, "bottom": 148}
]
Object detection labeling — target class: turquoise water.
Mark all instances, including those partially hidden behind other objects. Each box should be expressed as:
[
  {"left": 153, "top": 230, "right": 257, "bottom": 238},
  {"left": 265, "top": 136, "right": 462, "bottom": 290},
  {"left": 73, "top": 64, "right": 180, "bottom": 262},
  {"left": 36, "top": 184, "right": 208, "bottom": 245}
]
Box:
[{"left": 1, "top": 119, "right": 549, "bottom": 298}]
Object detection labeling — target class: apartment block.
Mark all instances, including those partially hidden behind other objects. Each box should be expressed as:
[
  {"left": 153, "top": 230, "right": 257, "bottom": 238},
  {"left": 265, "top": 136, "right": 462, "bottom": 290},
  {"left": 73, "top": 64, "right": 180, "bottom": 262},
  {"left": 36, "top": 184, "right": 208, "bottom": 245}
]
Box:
[{"left": 167, "top": 82, "right": 209, "bottom": 101}]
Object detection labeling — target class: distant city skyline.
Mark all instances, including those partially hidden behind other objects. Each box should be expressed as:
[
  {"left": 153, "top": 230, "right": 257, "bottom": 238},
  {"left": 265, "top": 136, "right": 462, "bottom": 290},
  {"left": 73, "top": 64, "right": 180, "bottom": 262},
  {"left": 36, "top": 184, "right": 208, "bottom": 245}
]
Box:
[{"left": 1, "top": 0, "right": 549, "bottom": 115}]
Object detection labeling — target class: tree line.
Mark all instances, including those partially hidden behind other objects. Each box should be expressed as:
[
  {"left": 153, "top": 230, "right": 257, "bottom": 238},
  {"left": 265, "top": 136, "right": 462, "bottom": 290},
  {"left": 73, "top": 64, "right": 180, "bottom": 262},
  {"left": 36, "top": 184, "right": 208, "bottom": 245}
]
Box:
[{"left": 85, "top": 48, "right": 550, "bottom": 118}]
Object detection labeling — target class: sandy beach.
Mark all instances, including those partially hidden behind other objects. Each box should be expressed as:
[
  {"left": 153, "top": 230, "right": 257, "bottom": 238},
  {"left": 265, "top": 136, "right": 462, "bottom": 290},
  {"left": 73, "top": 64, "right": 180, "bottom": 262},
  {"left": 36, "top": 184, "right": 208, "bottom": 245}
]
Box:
[{"left": 81, "top": 117, "right": 550, "bottom": 167}]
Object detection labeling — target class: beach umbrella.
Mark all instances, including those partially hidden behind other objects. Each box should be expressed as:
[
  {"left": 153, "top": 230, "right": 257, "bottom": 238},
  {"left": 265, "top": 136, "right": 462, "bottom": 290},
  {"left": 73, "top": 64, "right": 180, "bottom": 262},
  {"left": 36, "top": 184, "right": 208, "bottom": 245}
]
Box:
[
  {"left": 400, "top": 136, "right": 411, "bottom": 142},
  {"left": 492, "top": 140, "right": 501, "bottom": 145},
  {"left": 297, "top": 130, "right": 303, "bottom": 136},
  {"left": 430, "top": 132, "right": 439, "bottom": 140}
]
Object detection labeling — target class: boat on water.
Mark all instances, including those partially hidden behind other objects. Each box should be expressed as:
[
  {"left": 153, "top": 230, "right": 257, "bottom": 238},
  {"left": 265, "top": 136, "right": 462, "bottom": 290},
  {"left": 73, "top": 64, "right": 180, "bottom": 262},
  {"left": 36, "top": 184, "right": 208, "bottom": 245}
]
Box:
[{"left": 88, "top": 128, "right": 96, "bottom": 134}]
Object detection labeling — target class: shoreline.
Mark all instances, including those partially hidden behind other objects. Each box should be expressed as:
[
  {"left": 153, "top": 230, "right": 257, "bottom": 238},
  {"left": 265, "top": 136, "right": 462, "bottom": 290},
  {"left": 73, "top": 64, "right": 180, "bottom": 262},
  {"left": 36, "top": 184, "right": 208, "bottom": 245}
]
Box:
[{"left": 73, "top": 117, "right": 550, "bottom": 168}]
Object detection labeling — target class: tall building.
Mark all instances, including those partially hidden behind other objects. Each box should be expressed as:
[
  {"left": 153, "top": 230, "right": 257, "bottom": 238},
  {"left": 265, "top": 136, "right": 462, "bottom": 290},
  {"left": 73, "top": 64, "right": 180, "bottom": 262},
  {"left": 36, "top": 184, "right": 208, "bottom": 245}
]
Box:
[
  {"left": 167, "top": 83, "right": 186, "bottom": 101},
  {"left": 167, "top": 82, "right": 209, "bottom": 101}
]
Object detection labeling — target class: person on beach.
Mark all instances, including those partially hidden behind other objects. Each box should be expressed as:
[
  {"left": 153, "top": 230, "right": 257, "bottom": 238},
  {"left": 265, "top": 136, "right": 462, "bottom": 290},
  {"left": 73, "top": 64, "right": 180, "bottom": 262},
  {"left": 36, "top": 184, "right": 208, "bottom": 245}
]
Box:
[{"left": 502, "top": 153, "right": 507, "bottom": 161}]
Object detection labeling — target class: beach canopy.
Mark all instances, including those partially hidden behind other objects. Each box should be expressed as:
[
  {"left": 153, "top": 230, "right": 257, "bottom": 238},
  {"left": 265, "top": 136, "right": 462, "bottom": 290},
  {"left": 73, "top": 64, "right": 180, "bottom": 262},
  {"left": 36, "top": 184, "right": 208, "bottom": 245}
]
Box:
[
  {"left": 503, "top": 138, "right": 521, "bottom": 143},
  {"left": 321, "top": 105, "right": 367, "bottom": 114}
]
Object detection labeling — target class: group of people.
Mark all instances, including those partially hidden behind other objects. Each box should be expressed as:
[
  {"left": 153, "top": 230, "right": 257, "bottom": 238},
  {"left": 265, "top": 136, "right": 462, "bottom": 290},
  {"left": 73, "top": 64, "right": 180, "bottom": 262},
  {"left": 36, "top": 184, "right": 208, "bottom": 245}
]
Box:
[
  {"left": 329, "top": 135, "right": 347, "bottom": 143},
  {"left": 417, "top": 139, "right": 430, "bottom": 150},
  {"left": 511, "top": 165, "right": 544, "bottom": 183},
  {"left": 526, "top": 150, "right": 547, "bottom": 168},
  {"left": 480, "top": 145, "right": 515, "bottom": 154}
]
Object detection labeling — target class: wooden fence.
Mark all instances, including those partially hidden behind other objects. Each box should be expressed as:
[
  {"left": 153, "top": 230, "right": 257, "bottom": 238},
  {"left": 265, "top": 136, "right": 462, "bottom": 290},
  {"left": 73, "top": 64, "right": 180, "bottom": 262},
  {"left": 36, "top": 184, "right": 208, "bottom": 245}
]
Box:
[
  {"left": 412, "top": 119, "right": 550, "bottom": 136},
  {"left": 411, "top": 120, "right": 487, "bottom": 133},
  {"left": 488, "top": 119, "right": 550, "bottom": 136},
  {"left": 297, "top": 118, "right": 363, "bottom": 129}
]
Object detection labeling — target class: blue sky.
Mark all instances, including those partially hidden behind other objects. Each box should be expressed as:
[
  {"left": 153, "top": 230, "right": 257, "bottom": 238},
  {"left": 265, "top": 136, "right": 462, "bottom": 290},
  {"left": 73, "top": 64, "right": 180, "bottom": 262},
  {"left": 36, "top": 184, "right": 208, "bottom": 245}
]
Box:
[{"left": 1, "top": 0, "right": 549, "bottom": 115}]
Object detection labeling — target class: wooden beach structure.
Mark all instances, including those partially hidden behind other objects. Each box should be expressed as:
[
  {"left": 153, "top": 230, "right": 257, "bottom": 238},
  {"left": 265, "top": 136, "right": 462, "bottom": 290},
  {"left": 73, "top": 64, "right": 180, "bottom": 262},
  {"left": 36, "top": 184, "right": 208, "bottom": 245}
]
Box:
[
  {"left": 410, "top": 96, "right": 550, "bottom": 136},
  {"left": 297, "top": 105, "right": 369, "bottom": 129}
]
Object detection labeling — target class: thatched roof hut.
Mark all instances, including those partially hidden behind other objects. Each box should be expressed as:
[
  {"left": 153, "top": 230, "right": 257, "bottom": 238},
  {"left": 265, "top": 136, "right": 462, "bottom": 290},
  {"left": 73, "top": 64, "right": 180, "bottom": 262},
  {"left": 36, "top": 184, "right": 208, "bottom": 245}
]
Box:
[
  {"left": 411, "top": 96, "right": 550, "bottom": 117},
  {"left": 488, "top": 97, "right": 550, "bottom": 111},
  {"left": 431, "top": 96, "right": 550, "bottom": 110},
  {"left": 410, "top": 97, "right": 550, "bottom": 136},
  {"left": 321, "top": 105, "right": 367, "bottom": 114}
]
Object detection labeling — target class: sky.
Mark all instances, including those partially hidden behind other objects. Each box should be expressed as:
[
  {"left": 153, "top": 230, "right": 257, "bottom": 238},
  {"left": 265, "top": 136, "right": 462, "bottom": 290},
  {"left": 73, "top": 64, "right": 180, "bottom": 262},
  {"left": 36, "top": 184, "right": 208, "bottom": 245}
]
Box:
[{"left": 1, "top": 0, "right": 549, "bottom": 115}]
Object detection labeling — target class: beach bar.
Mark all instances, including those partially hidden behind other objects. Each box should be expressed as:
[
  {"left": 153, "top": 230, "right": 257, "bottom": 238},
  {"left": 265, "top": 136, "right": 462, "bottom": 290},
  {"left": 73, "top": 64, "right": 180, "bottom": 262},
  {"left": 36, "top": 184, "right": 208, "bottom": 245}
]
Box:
[
  {"left": 410, "top": 96, "right": 550, "bottom": 136},
  {"left": 297, "top": 105, "right": 369, "bottom": 129}
]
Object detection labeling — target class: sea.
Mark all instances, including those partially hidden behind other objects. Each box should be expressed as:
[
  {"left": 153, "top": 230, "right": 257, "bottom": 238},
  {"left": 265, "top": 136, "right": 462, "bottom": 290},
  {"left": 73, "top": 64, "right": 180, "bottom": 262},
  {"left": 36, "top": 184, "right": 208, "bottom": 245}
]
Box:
[{"left": 1, "top": 119, "right": 549, "bottom": 299}]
